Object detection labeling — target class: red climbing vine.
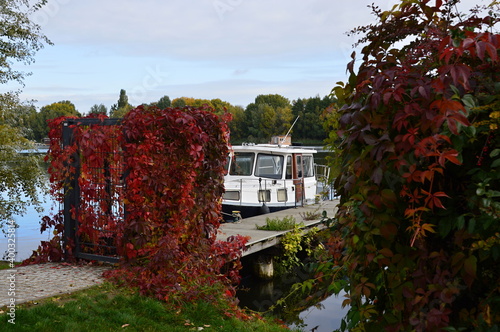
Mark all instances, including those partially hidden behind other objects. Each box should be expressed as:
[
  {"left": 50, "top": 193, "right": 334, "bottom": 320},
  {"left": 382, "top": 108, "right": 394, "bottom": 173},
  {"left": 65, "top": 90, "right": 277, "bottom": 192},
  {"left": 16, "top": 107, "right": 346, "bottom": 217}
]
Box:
[
  {"left": 23, "top": 105, "right": 248, "bottom": 309},
  {"left": 106, "top": 105, "right": 247, "bottom": 306},
  {"left": 322, "top": 1, "right": 500, "bottom": 330}
]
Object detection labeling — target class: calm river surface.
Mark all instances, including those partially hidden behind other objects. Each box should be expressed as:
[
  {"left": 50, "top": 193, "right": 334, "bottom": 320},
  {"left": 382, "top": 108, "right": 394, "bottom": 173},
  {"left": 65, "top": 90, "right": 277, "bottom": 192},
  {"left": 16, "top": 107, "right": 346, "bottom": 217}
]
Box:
[
  {"left": 0, "top": 192, "right": 57, "bottom": 261},
  {"left": 237, "top": 263, "right": 348, "bottom": 332}
]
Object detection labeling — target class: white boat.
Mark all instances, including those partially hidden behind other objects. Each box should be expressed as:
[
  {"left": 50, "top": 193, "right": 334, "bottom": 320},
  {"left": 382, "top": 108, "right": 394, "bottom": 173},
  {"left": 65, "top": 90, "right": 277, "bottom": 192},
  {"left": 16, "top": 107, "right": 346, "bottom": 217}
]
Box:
[{"left": 222, "top": 142, "right": 329, "bottom": 221}]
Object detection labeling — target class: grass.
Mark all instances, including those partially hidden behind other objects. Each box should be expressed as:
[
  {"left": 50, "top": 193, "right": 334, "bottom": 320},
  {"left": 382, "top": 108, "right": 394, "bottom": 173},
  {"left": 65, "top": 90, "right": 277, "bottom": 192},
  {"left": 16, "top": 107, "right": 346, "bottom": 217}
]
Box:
[
  {"left": 256, "top": 216, "right": 299, "bottom": 231},
  {"left": 299, "top": 211, "right": 322, "bottom": 221},
  {"left": 0, "top": 282, "right": 294, "bottom": 332},
  {"left": 0, "top": 261, "right": 20, "bottom": 270}
]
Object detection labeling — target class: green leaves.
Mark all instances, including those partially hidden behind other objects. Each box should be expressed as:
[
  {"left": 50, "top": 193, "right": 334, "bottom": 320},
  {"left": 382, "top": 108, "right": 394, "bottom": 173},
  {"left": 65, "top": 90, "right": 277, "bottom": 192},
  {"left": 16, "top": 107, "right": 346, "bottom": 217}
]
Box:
[
  {"left": 0, "top": 0, "right": 52, "bottom": 86},
  {"left": 0, "top": 124, "right": 46, "bottom": 229}
]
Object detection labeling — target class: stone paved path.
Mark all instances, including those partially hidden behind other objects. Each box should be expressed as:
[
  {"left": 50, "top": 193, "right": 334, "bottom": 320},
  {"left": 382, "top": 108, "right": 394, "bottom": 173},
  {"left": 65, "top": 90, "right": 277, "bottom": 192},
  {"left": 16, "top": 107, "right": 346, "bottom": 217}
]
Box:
[{"left": 0, "top": 263, "right": 110, "bottom": 307}]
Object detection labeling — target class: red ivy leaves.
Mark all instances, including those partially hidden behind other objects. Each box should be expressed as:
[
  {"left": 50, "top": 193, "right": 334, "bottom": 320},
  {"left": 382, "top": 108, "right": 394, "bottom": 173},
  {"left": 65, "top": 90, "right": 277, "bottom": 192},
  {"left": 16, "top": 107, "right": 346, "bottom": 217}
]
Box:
[
  {"left": 24, "top": 105, "right": 248, "bottom": 311},
  {"left": 421, "top": 190, "right": 450, "bottom": 209},
  {"left": 106, "top": 105, "right": 246, "bottom": 307},
  {"left": 430, "top": 98, "right": 471, "bottom": 135},
  {"left": 439, "top": 31, "right": 500, "bottom": 65},
  {"left": 331, "top": 4, "right": 500, "bottom": 330}
]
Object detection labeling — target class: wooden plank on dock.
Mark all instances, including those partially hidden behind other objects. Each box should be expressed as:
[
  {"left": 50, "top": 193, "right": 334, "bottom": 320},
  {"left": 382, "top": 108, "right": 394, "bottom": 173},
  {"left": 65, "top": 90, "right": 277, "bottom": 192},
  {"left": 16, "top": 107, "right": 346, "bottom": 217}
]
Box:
[{"left": 217, "top": 199, "right": 339, "bottom": 256}]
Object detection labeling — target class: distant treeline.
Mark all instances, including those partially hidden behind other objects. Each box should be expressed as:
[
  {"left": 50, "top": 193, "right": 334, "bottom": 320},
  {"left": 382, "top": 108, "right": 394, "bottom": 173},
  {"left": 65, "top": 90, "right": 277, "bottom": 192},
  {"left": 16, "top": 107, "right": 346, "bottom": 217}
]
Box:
[{"left": 2, "top": 89, "right": 336, "bottom": 145}]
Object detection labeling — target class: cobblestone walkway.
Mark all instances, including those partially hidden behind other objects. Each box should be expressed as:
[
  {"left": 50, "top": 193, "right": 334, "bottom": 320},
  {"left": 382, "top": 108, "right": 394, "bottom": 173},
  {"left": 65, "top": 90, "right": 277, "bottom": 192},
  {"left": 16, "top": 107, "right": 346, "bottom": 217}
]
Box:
[{"left": 0, "top": 263, "right": 110, "bottom": 307}]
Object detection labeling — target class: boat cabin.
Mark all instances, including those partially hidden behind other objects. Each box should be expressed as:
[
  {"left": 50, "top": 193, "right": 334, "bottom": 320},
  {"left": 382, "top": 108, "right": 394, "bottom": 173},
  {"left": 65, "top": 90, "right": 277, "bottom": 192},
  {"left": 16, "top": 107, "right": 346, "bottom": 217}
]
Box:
[{"left": 222, "top": 144, "right": 318, "bottom": 219}]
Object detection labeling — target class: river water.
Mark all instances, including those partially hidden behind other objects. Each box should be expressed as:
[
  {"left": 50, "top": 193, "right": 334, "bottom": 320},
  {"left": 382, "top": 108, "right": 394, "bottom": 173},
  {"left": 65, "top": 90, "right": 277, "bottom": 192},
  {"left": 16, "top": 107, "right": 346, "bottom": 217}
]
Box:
[
  {"left": 237, "top": 255, "right": 348, "bottom": 332},
  {"left": 0, "top": 190, "right": 57, "bottom": 261}
]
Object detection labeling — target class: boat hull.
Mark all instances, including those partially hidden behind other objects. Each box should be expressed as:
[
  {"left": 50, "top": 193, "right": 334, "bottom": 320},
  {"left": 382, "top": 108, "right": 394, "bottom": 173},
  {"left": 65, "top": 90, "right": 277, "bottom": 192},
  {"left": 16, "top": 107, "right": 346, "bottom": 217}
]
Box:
[{"left": 221, "top": 203, "right": 300, "bottom": 222}]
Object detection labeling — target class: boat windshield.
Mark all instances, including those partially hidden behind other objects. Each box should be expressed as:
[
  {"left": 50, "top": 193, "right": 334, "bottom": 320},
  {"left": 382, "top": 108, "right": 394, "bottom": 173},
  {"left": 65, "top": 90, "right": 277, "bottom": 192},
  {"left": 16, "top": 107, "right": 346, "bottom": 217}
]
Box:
[
  {"left": 229, "top": 152, "right": 255, "bottom": 176},
  {"left": 303, "top": 155, "right": 315, "bottom": 177},
  {"left": 255, "top": 154, "right": 284, "bottom": 179}
]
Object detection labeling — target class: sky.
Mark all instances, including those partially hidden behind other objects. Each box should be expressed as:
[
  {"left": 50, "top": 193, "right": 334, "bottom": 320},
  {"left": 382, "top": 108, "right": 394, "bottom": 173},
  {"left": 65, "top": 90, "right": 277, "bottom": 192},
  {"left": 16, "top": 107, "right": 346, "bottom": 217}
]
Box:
[{"left": 6, "top": 0, "right": 486, "bottom": 114}]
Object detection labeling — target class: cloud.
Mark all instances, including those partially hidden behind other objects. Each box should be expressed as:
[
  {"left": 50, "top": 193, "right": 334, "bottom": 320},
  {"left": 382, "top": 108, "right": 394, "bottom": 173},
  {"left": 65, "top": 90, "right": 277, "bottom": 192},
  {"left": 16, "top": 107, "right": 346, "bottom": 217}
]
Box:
[
  {"left": 232, "top": 69, "right": 249, "bottom": 76},
  {"left": 21, "top": 0, "right": 492, "bottom": 114},
  {"left": 37, "top": 0, "right": 374, "bottom": 60}
]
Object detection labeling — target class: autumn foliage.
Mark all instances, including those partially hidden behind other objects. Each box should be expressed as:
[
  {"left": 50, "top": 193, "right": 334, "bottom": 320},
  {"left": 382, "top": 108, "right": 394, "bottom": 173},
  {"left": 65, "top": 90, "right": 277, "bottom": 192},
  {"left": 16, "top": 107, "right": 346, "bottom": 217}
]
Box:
[
  {"left": 324, "top": 1, "right": 500, "bottom": 330},
  {"left": 106, "top": 105, "right": 247, "bottom": 306},
  {"left": 24, "top": 105, "right": 248, "bottom": 308}
]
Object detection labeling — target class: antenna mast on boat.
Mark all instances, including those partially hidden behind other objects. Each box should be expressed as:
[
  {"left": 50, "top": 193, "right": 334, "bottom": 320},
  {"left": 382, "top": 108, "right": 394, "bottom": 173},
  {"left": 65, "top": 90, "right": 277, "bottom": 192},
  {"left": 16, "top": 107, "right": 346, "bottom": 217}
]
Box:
[{"left": 280, "top": 116, "right": 300, "bottom": 146}]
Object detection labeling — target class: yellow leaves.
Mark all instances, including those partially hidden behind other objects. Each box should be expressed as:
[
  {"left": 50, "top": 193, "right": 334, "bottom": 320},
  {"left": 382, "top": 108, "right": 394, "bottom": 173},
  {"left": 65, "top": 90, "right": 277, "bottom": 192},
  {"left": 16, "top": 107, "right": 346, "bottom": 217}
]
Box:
[
  {"left": 462, "top": 255, "right": 477, "bottom": 288},
  {"left": 183, "top": 320, "right": 211, "bottom": 331},
  {"left": 490, "top": 111, "right": 500, "bottom": 119},
  {"left": 407, "top": 223, "right": 436, "bottom": 247},
  {"left": 359, "top": 304, "right": 379, "bottom": 320},
  {"left": 421, "top": 223, "right": 436, "bottom": 234},
  {"left": 341, "top": 296, "right": 351, "bottom": 308},
  {"left": 471, "top": 233, "right": 500, "bottom": 251}
]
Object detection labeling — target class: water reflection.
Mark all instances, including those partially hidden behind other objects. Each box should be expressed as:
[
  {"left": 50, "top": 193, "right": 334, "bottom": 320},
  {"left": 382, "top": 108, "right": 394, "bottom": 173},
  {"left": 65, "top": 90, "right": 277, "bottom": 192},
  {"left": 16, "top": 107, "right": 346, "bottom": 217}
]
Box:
[
  {"left": 0, "top": 161, "right": 56, "bottom": 262},
  {"left": 237, "top": 266, "right": 348, "bottom": 332},
  {"left": 0, "top": 197, "right": 57, "bottom": 261},
  {"left": 288, "top": 294, "right": 347, "bottom": 332}
]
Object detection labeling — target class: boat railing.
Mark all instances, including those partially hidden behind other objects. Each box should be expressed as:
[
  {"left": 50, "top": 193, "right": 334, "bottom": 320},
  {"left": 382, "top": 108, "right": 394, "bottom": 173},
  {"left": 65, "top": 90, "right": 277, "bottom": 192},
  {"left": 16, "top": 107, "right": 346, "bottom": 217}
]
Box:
[
  {"left": 315, "top": 163, "right": 330, "bottom": 183},
  {"left": 224, "top": 177, "right": 299, "bottom": 190},
  {"left": 314, "top": 163, "right": 337, "bottom": 199},
  {"left": 223, "top": 176, "right": 314, "bottom": 206}
]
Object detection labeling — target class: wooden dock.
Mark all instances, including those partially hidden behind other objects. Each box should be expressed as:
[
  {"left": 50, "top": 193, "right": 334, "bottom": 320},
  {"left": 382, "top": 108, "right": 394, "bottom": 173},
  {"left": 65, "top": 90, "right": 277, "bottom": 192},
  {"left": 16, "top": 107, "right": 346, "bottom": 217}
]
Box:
[{"left": 217, "top": 199, "right": 339, "bottom": 256}]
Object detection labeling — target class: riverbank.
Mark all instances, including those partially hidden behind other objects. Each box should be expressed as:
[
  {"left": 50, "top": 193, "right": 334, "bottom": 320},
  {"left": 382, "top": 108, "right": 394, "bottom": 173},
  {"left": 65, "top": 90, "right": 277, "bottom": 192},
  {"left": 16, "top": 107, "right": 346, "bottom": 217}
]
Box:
[
  {"left": 1, "top": 280, "right": 294, "bottom": 331},
  {"left": 0, "top": 263, "right": 295, "bottom": 331}
]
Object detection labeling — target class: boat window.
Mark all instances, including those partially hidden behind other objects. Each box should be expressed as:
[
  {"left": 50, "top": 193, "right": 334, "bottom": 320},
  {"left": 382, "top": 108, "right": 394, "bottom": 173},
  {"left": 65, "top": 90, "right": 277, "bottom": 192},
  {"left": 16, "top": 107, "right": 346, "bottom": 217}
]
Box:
[
  {"left": 229, "top": 152, "right": 255, "bottom": 176},
  {"left": 303, "top": 155, "right": 315, "bottom": 177},
  {"left": 255, "top": 154, "right": 284, "bottom": 179},
  {"left": 224, "top": 155, "right": 230, "bottom": 174},
  {"left": 286, "top": 155, "right": 292, "bottom": 179},
  {"left": 296, "top": 155, "right": 302, "bottom": 178}
]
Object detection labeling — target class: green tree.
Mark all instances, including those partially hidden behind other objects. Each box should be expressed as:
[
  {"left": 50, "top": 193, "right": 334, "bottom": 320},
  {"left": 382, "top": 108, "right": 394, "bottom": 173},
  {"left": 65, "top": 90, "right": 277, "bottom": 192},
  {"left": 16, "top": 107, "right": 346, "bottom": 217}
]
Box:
[
  {"left": 0, "top": 124, "right": 46, "bottom": 231},
  {"left": 117, "top": 89, "right": 129, "bottom": 109},
  {"left": 254, "top": 94, "right": 290, "bottom": 110},
  {"left": 274, "top": 106, "right": 294, "bottom": 137},
  {"left": 291, "top": 96, "right": 334, "bottom": 142},
  {"left": 0, "top": 91, "right": 37, "bottom": 140},
  {"left": 110, "top": 89, "right": 133, "bottom": 118},
  {"left": 166, "top": 97, "right": 246, "bottom": 142},
  {"left": 325, "top": 1, "right": 500, "bottom": 330},
  {"left": 0, "top": 0, "right": 52, "bottom": 85},
  {"left": 32, "top": 100, "right": 80, "bottom": 141},
  {"left": 0, "top": 0, "right": 51, "bottom": 230},
  {"left": 89, "top": 103, "right": 108, "bottom": 116},
  {"left": 248, "top": 104, "right": 276, "bottom": 140},
  {"left": 226, "top": 105, "right": 245, "bottom": 143},
  {"left": 245, "top": 94, "right": 293, "bottom": 142},
  {"left": 156, "top": 95, "right": 171, "bottom": 109},
  {"left": 208, "top": 98, "right": 231, "bottom": 115},
  {"left": 171, "top": 97, "right": 187, "bottom": 108}
]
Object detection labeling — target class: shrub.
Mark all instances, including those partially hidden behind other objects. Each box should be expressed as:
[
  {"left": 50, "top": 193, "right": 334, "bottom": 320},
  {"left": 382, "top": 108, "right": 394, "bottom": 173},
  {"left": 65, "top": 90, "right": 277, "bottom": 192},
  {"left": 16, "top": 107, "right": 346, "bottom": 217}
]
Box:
[{"left": 324, "top": 1, "right": 500, "bottom": 330}]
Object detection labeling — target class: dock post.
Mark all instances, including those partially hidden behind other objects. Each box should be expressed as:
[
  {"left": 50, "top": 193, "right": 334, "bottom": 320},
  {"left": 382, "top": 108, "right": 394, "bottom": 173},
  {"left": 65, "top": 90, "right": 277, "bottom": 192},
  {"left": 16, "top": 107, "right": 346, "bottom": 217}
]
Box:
[{"left": 253, "top": 255, "right": 274, "bottom": 280}]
